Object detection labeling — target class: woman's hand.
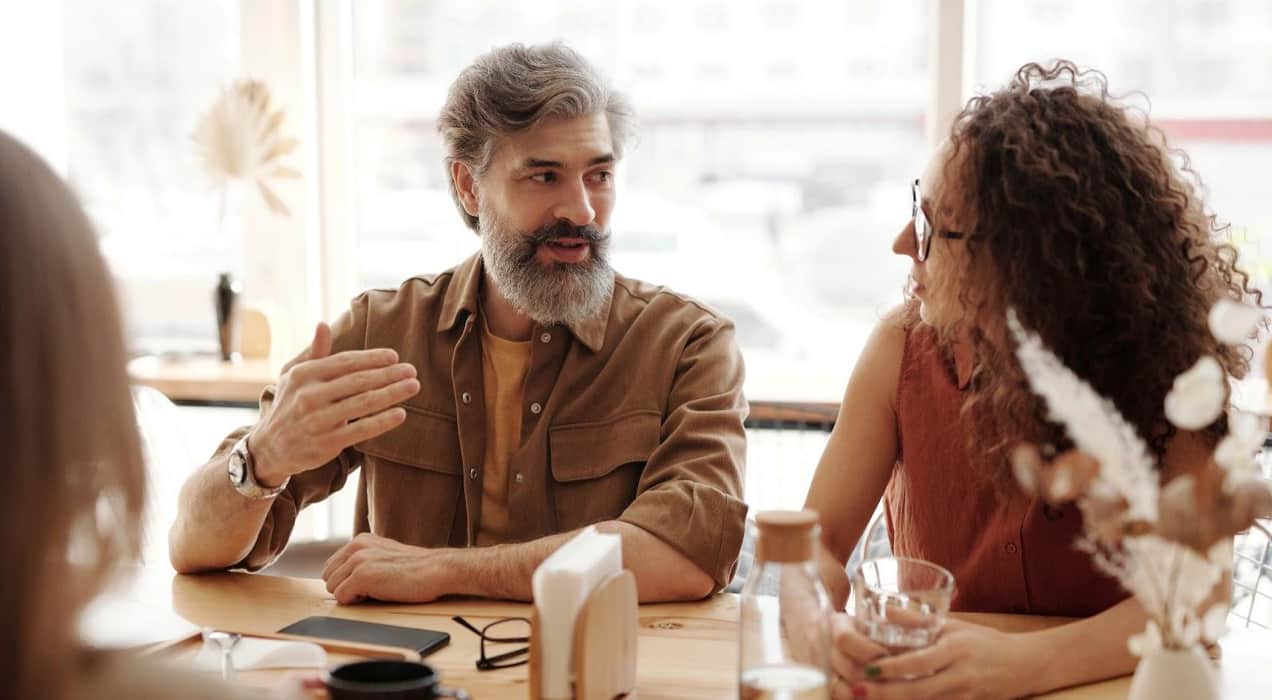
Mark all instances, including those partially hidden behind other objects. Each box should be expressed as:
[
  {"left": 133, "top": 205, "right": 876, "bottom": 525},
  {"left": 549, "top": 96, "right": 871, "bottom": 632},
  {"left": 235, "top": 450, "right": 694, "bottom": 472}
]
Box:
[
  {"left": 843, "top": 619, "right": 1042, "bottom": 700},
  {"left": 829, "top": 612, "right": 888, "bottom": 698}
]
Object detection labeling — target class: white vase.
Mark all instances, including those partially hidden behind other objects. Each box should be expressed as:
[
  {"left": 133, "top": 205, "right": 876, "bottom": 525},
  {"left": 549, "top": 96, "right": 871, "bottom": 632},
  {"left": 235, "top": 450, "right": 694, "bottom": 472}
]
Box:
[{"left": 1127, "top": 646, "right": 1217, "bottom": 700}]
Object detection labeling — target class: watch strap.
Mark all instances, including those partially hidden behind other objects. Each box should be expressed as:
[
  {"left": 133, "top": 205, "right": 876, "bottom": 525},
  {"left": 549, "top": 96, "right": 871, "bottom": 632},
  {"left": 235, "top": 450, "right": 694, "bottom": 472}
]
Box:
[{"left": 230, "top": 434, "right": 289, "bottom": 499}]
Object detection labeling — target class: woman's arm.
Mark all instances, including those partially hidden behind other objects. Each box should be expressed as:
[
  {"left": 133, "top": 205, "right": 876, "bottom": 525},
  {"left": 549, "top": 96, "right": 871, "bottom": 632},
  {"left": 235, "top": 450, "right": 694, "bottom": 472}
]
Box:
[
  {"left": 845, "top": 416, "right": 1228, "bottom": 698},
  {"left": 858, "top": 597, "right": 1146, "bottom": 698},
  {"left": 804, "top": 314, "right": 907, "bottom": 610}
]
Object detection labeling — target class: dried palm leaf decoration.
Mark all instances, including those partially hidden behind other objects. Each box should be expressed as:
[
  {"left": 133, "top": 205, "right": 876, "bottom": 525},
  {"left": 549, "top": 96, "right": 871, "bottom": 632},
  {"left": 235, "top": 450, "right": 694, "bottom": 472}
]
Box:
[{"left": 193, "top": 79, "right": 299, "bottom": 219}]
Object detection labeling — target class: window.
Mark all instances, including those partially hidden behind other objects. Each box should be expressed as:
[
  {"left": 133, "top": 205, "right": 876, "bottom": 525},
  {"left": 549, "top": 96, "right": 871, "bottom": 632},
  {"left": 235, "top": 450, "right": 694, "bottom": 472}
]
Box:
[
  {"left": 61, "top": 0, "right": 242, "bottom": 354},
  {"left": 975, "top": 0, "right": 1272, "bottom": 399},
  {"left": 1, "top": 0, "right": 1264, "bottom": 606},
  {"left": 347, "top": 0, "right": 931, "bottom": 402}
]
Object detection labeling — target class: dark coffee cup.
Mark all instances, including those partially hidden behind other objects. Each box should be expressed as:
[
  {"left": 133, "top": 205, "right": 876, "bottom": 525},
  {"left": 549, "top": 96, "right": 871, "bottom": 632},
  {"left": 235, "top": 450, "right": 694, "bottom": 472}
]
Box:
[{"left": 323, "top": 660, "right": 470, "bottom": 700}]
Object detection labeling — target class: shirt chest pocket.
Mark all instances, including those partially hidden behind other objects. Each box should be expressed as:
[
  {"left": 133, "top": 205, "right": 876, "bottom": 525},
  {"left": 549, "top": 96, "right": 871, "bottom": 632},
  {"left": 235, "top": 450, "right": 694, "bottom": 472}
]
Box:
[
  {"left": 357, "top": 407, "right": 464, "bottom": 546},
  {"left": 548, "top": 409, "right": 661, "bottom": 529}
]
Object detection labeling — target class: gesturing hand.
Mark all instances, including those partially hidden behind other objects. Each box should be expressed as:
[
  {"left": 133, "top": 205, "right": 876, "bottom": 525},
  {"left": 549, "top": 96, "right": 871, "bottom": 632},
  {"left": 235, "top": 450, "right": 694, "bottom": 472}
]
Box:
[{"left": 251, "top": 322, "right": 420, "bottom": 486}]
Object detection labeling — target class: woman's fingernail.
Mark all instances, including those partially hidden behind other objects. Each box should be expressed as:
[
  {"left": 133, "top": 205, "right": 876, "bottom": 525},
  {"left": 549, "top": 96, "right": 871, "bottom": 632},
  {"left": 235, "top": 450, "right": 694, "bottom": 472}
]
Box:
[
  {"left": 851, "top": 682, "right": 868, "bottom": 698},
  {"left": 864, "top": 665, "right": 882, "bottom": 679}
]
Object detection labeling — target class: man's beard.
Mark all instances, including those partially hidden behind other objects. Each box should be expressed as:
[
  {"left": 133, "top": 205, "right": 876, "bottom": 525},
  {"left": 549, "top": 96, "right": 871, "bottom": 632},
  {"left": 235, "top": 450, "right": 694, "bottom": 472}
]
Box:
[{"left": 478, "top": 204, "right": 614, "bottom": 328}]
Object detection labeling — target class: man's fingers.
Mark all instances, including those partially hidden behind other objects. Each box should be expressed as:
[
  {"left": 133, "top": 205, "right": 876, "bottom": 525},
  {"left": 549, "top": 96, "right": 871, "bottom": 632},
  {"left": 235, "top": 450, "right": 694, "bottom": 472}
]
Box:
[
  {"left": 329, "top": 406, "right": 410, "bottom": 447},
  {"left": 317, "top": 363, "right": 417, "bottom": 403},
  {"left": 280, "top": 322, "right": 334, "bottom": 374},
  {"left": 321, "top": 542, "right": 357, "bottom": 582},
  {"left": 310, "top": 322, "right": 333, "bottom": 360},
  {"left": 326, "top": 378, "right": 419, "bottom": 425},
  {"left": 332, "top": 576, "right": 366, "bottom": 605},
  {"left": 325, "top": 550, "right": 368, "bottom": 604},
  {"left": 294, "top": 348, "right": 400, "bottom": 383},
  {"left": 325, "top": 556, "right": 358, "bottom": 596},
  {"left": 280, "top": 323, "right": 319, "bottom": 374}
]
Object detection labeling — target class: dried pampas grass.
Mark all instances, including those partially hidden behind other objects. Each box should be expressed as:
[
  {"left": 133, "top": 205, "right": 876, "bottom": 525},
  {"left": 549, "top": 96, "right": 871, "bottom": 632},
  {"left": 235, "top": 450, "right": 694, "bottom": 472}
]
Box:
[
  {"left": 193, "top": 79, "right": 299, "bottom": 218},
  {"left": 1007, "top": 302, "right": 1272, "bottom": 653}
]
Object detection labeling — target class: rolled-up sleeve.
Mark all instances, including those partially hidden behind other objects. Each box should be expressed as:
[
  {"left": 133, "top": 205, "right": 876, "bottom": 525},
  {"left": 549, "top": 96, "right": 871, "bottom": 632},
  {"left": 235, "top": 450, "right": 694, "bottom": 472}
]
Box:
[
  {"left": 223, "top": 295, "right": 371, "bottom": 571},
  {"left": 227, "top": 421, "right": 359, "bottom": 571},
  {"left": 618, "top": 319, "right": 748, "bottom": 590}
]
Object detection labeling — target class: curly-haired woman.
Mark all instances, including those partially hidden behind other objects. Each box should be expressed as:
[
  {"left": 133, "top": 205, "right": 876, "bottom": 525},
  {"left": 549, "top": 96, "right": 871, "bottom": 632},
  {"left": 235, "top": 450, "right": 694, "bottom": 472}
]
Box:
[{"left": 805, "top": 61, "right": 1259, "bottom": 699}]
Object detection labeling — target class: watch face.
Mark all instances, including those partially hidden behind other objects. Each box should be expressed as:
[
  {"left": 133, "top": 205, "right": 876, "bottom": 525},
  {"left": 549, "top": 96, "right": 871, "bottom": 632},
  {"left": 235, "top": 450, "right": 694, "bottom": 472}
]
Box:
[{"left": 228, "top": 450, "right": 247, "bottom": 486}]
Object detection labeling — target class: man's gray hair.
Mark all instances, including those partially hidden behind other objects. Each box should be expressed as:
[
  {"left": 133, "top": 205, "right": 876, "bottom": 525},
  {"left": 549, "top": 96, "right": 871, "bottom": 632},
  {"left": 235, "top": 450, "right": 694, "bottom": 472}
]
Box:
[{"left": 438, "top": 42, "right": 635, "bottom": 231}]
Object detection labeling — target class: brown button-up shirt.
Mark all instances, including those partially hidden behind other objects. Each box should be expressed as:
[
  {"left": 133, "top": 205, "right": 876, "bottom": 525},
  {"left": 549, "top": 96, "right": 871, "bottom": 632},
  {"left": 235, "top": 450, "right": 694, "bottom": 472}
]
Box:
[{"left": 217, "top": 254, "right": 749, "bottom": 589}]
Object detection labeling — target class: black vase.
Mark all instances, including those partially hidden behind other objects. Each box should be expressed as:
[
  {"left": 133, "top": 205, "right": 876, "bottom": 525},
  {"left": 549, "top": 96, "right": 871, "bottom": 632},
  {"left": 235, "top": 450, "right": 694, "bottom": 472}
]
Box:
[{"left": 214, "top": 272, "right": 242, "bottom": 362}]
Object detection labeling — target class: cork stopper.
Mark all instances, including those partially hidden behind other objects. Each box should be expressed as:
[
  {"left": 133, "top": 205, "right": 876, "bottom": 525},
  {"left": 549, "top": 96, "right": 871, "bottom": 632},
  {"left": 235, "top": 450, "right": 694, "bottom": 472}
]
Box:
[{"left": 754, "top": 510, "right": 820, "bottom": 564}]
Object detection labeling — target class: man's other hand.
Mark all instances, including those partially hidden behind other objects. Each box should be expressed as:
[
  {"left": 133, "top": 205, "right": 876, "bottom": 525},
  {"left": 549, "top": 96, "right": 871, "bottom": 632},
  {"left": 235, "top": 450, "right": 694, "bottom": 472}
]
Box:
[{"left": 321, "top": 533, "right": 454, "bottom": 605}]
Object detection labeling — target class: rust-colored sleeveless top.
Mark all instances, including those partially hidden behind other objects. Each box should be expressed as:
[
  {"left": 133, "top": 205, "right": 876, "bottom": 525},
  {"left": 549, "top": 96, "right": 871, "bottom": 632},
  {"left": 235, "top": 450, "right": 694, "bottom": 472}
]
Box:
[{"left": 885, "top": 325, "right": 1127, "bottom": 616}]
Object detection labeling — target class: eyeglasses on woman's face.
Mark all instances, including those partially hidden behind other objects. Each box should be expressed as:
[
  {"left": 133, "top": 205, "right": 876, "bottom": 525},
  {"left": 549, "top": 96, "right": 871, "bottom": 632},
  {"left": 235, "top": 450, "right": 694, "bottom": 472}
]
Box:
[{"left": 912, "top": 178, "right": 969, "bottom": 262}]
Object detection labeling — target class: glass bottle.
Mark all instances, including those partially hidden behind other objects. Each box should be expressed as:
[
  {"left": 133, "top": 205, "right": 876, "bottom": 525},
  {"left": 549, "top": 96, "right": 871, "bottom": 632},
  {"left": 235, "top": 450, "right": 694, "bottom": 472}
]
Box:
[{"left": 738, "top": 510, "right": 833, "bottom": 700}]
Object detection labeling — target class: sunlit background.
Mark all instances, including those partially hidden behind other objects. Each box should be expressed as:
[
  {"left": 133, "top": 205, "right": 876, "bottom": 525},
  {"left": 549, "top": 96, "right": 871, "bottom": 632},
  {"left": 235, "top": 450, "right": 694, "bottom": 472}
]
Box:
[
  {"left": 6, "top": 0, "right": 1271, "bottom": 400},
  {"left": 2, "top": 0, "right": 1270, "bottom": 624}
]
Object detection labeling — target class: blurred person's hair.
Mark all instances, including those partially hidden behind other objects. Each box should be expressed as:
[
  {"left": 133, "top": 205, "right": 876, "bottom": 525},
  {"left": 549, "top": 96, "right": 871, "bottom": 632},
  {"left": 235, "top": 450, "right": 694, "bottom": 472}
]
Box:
[
  {"left": 437, "top": 42, "right": 636, "bottom": 231},
  {"left": 0, "top": 130, "right": 146, "bottom": 698},
  {"left": 904, "top": 60, "right": 1262, "bottom": 486}
]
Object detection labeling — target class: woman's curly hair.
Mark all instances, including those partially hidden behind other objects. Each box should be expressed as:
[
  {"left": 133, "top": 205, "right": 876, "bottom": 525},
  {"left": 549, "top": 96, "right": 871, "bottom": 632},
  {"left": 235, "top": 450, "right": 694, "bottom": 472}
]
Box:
[{"left": 914, "top": 60, "right": 1263, "bottom": 484}]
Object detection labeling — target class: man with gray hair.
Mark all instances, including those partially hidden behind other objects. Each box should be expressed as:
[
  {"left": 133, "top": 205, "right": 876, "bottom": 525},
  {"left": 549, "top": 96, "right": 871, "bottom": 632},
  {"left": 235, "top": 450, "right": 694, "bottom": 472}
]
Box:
[{"left": 169, "top": 43, "right": 747, "bottom": 604}]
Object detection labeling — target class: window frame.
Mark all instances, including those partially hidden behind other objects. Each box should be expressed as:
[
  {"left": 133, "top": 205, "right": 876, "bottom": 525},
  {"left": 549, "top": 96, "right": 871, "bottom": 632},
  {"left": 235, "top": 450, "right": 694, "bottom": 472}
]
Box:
[{"left": 305, "top": 0, "right": 969, "bottom": 324}]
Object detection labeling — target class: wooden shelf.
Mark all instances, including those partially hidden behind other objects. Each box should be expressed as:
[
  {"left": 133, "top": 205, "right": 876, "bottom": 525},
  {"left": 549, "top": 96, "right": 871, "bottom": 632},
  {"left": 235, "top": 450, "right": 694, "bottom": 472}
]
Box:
[{"left": 128, "top": 355, "right": 274, "bottom": 406}]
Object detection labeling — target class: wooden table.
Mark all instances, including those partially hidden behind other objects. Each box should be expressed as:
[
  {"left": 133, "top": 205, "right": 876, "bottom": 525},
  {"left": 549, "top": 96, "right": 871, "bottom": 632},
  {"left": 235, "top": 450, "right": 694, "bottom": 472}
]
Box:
[
  {"left": 109, "top": 567, "right": 1271, "bottom": 698},
  {"left": 128, "top": 355, "right": 274, "bottom": 407}
]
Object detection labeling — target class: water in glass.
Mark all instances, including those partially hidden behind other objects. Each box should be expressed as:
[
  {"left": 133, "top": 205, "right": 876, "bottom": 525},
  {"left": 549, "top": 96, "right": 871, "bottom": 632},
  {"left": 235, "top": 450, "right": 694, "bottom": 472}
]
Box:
[{"left": 852, "top": 557, "right": 954, "bottom": 658}]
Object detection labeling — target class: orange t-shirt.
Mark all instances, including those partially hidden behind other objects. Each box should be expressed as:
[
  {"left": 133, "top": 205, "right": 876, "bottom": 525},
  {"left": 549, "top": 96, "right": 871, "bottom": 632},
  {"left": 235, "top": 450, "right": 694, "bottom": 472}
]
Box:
[{"left": 476, "top": 320, "right": 533, "bottom": 545}]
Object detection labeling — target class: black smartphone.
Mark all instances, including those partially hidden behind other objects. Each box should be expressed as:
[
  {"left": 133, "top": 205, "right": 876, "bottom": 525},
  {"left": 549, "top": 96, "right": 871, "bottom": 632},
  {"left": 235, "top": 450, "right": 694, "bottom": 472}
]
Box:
[{"left": 278, "top": 616, "right": 450, "bottom": 657}]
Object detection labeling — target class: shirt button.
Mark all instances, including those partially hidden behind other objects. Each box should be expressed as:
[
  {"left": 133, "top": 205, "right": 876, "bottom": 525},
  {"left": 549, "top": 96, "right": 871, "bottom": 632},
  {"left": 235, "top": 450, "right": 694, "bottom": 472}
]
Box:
[
  {"left": 530, "top": 402, "right": 542, "bottom": 414},
  {"left": 469, "top": 467, "right": 478, "bottom": 480},
  {"left": 514, "top": 473, "right": 524, "bottom": 484},
  {"left": 540, "top": 332, "right": 552, "bottom": 343},
  {"left": 1006, "top": 543, "right": 1018, "bottom": 554},
  {"left": 461, "top": 392, "right": 472, "bottom": 405}
]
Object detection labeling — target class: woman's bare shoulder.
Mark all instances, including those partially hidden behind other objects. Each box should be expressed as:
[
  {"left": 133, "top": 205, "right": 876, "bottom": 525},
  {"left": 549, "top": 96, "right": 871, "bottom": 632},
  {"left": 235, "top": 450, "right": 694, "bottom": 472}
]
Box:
[{"left": 844, "top": 305, "right": 911, "bottom": 408}]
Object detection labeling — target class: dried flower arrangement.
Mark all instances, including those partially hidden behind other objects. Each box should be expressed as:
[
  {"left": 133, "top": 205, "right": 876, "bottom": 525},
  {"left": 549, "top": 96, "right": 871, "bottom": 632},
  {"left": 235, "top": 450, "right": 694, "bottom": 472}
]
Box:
[
  {"left": 193, "top": 79, "right": 299, "bottom": 223},
  {"left": 1007, "top": 300, "right": 1272, "bottom": 655}
]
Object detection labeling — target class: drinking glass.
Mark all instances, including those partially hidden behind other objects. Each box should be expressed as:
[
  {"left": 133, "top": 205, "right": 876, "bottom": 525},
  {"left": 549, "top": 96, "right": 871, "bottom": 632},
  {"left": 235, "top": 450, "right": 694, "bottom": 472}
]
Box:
[{"left": 851, "top": 556, "right": 954, "bottom": 657}]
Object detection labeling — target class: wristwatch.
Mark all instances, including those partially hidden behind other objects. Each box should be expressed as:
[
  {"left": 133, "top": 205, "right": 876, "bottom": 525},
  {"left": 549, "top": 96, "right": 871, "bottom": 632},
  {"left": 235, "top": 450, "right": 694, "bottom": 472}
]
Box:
[{"left": 227, "top": 434, "right": 289, "bottom": 499}]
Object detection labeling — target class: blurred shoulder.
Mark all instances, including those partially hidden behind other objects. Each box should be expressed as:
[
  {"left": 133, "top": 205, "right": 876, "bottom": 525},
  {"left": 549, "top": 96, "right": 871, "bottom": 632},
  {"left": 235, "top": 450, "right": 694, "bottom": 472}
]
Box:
[{"left": 73, "top": 652, "right": 251, "bottom": 700}]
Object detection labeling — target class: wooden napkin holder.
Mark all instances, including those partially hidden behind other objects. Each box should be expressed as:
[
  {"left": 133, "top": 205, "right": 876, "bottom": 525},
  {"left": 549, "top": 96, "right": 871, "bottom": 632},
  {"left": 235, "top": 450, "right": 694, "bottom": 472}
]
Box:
[{"left": 529, "top": 569, "right": 638, "bottom": 700}]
